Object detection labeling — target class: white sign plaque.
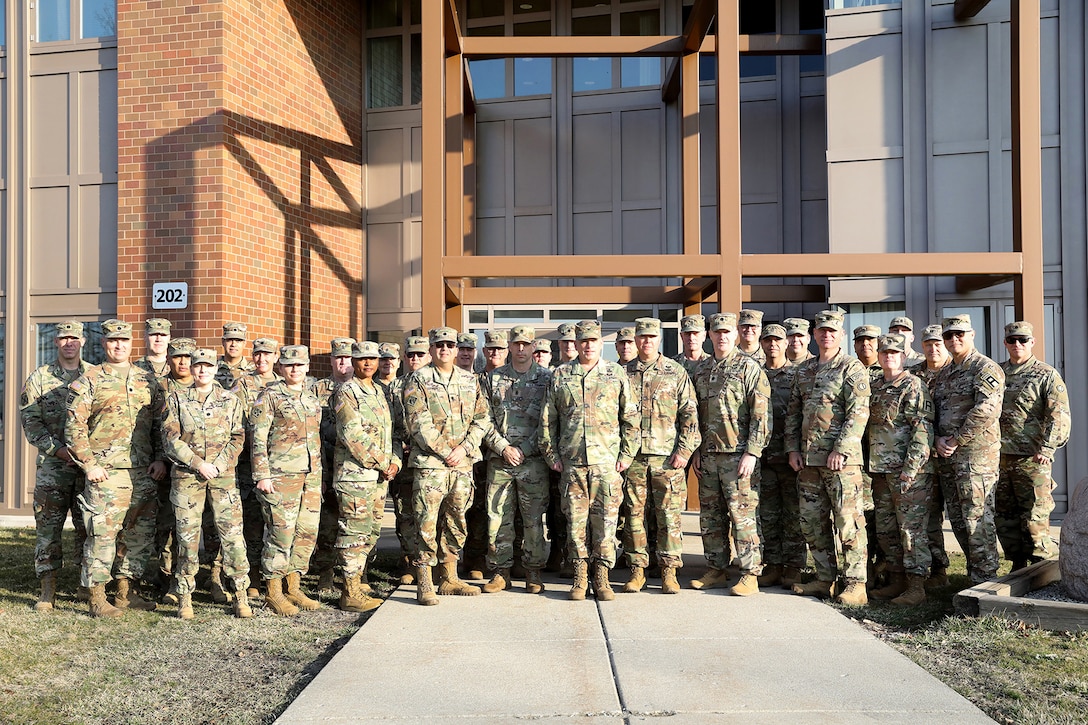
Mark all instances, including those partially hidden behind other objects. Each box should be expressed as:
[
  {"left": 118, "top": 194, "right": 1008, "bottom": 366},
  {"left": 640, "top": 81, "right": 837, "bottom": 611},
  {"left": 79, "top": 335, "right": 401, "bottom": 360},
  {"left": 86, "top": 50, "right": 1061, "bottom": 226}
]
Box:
[{"left": 152, "top": 282, "right": 189, "bottom": 310}]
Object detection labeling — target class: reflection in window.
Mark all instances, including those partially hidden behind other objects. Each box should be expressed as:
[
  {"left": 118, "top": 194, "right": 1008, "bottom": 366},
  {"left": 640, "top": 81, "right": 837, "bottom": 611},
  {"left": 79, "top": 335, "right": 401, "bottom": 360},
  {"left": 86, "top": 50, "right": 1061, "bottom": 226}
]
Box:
[
  {"left": 830, "top": 0, "right": 896, "bottom": 7},
  {"left": 1, "top": 0, "right": 6, "bottom": 47},
  {"left": 38, "top": 0, "right": 71, "bottom": 42},
  {"left": 410, "top": 33, "right": 422, "bottom": 104},
  {"left": 620, "top": 10, "right": 660, "bottom": 88},
  {"left": 469, "top": 59, "right": 505, "bottom": 100},
  {"left": 82, "top": 0, "right": 116, "bottom": 38},
  {"left": 514, "top": 20, "right": 551, "bottom": 97},
  {"left": 368, "top": 36, "right": 403, "bottom": 108},
  {"left": 37, "top": 322, "right": 107, "bottom": 367},
  {"left": 368, "top": 0, "right": 402, "bottom": 29},
  {"left": 573, "top": 14, "right": 611, "bottom": 92}
]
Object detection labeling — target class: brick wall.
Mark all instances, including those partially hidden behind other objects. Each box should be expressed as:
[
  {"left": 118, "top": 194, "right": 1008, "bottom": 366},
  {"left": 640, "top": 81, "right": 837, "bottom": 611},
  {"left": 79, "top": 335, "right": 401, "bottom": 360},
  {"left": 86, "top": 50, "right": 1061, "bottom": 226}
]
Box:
[{"left": 116, "top": 0, "right": 363, "bottom": 373}]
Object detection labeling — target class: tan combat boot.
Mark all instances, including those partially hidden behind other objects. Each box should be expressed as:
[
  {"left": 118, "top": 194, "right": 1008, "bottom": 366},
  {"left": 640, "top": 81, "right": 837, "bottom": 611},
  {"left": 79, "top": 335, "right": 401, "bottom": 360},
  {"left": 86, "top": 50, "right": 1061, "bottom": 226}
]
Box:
[
  {"left": 924, "top": 565, "right": 948, "bottom": 591},
  {"left": 416, "top": 565, "right": 439, "bottom": 606},
  {"left": 482, "top": 568, "right": 511, "bottom": 593},
  {"left": 791, "top": 579, "right": 833, "bottom": 599},
  {"left": 246, "top": 566, "right": 261, "bottom": 599},
  {"left": 265, "top": 578, "right": 299, "bottom": 616},
  {"left": 836, "top": 581, "right": 868, "bottom": 606},
  {"left": 757, "top": 564, "right": 782, "bottom": 587},
  {"left": 88, "top": 582, "right": 123, "bottom": 618},
  {"left": 233, "top": 588, "right": 253, "bottom": 618},
  {"left": 178, "top": 593, "right": 195, "bottom": 620},
  {"left": 114, "top": 577, "right": 156, "bottom": 611},
  {"left": 209, "top": 562, "right": 230, "bottom": 603},
  {"left": 570, "top": 559, "right": 589, "bottom": 601},
  {"left": 691, "top": 567, "right": 729, "bottom": 590},
  {"left": 437, "top": 561, "right": 481, "bottom": 596},
  {"left": 870, "top": 571, "right": 908, "bottom": 600},
  {"left": 359, "top": 568, "right": 374, "bottom": 596},
  {"left": 892, "top": 574, "right": 927, "bottom": 607},
  {"left": 162, "top": 577, "right": 180, "bottom": 607},
  {"left": 660, "top": 566, "right": 680, "bottom": 594},
  {"left": 730, "top": 573, "right": 759, "bottom": 597},
  {"left": 284, "top": 571, "right": 321, "bottom": 610},
  {"left": 340, "top": 574, "right": 382, "bottom": 613},
  {"left": 76, "top": 585, "right": 90, "bottom": 602},
  {"left": 35, "top": 571, "right": 57, "bottom": 612},
  {"left": 399, "top": 557, "right": 415, "bottom": 586},
  {"left": 593, "top": 563, "right": 615, "bottom": 602},
  {"left": 525, "top": 568, "right": 544, "bottom": 594},
  {"left": 623, "top": 565, "right": 646, "bottom": 593},
  {"left": 779, "top": 566, "right": 803, "bottom": 589}
]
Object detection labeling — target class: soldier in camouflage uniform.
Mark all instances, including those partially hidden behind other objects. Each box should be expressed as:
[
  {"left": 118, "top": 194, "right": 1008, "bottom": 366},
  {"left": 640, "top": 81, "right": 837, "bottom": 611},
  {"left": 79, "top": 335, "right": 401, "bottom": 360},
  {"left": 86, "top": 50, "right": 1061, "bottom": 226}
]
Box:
[
  {"left": 867, "top": 335, "right": 935, "bottom": 606},
  {"left": 932, "top": 314, "right": 1005, "bottom": 584},
  {"left": 65, "top": 319, "right": 167, "bottom": 617},
  {"left": 479, "top": 325, "right": 553, "bottom": 594},
  {"left": 251, "top": 345, "right": 324, "bottom": 616},
  {"left": 332, "top": 341, "right": 399, "bottom": 613},
  {"left": 737, "top": 309, "right": 766, "bottom": 365},
  {"left": 614, "top": 327, "right": 637, "bottom": 364},
  {"left": 545, "top": 323, "right": 579, "bottom": 572},
  {"left": 690, "top": 313, "right": 770, "bottom": 597},
  {"left": 402, "top": 327, "right": 492, "bottom": 605},
  {"left": 756, "top": 324, "right": 805, "bottom": 588},
  {"left": 456, "top": 332, "right": 479, "bottom": 373},
  {"left": 853, "top": 324, "right": 881, "bottom": 374},
  {"left": 912, "top": 325, "right": 953, "bottom": 588},
  {"left": 889, "top": 316, "right": 925, "bottom": 367},
  {"left": 20, "top": 321, "right": 91, "bottom": 611},
  {"left": 621, "top": 318, "right": 700, "bottom": 595},
  {"left": 483, "top": 330, "right": 509, "bottom": 372},
  {"left": 135, "top": 318, "right": 171, "bottom": 379},
  {"left": 997, "top": 321, "right": 1071, "bottom": 570},
  {"left": 557, "top": 323, "right": 579, "bottom": 364},
  {"left": 674, "top": 314, "right": 709, "bottom": 377},
  {"left": 852, "top": 324, "right": 882, "bottom": 583},
  {"left": 784, "top": 318, "right": 813, "bottom": 364},
  {"left": 786, "top": 309, "right": 871, "bottom": 606},
  {"left": 532, "top": 338, "right": 553, "bottom": 368},
  {"left": 308, "top": 337, "right": 356, "bottom": 593},
  {"left": 540, "top": 320, "right": 640, "bottom": 602},
  {"left": 215, "top": 322, "right": 255, "bottom": 389},
  {"left": 161, "top": 348, "right": 251, "bottom": 619}
]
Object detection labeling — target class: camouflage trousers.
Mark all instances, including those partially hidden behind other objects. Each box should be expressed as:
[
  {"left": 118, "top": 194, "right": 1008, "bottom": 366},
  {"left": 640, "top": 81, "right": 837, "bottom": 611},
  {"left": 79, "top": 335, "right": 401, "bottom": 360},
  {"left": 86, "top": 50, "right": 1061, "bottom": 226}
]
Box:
[
  {"left": 33, "top": 459, "right": 87, "bottom": 577},
  {"left": 172, "top": 474, "right": 249, "bottom": 595},
  {"left": 218, "top": 460, "right": 266, "bottom": 577},
  {"left": 936, "top": 454, "right": 999, "bottom": 584},
  {"left": 622, "top": 454, "right": 687, "bottom": 569},
  {"left": 757, "top": 460, "right": 806, "bottom": 570},
  {"left": 797, "top": 465, "right": 868, "bottom": 584},
  {"left": 560, "top": 464, "right": 623, "bottom": 568},
  {"left": 153, "top": 477, "right": 179, "bottom": 577},
  {"left": 871, "top": 472, "right": 932, "bottom": 576},
  {"left": 697, "top": 452, "right": 762, "bottom": 575},
  {"left": 412, "top": 468, "right": 473, "bottom": 568},
  {"left": 333, "top": 477, "right": 388, "bottom": 577},
  {"left": 995, "top": 454, "right": 1058, "bottom": 564},
  {"left": 463, "top": 461, "right": 489, "bottom": 566},
  {"left": 546, "top": 470, "right": 568, "bottom": 560},
  {"left": 309, "top": 475, "right": 340, "bottom": 575},
  {"left": 486, "top": 457, "right": 550, "bottom": 571},
  {"left": 78, "top": 467, "right": 159, "bottom": 587},
  {"left": 256, "top": 472, "right": 322, "bottom": 580},
  {"left": 926, "top": 468, "right": 951, "bottom": 572},
  {"left": 390, "top": 468, "right": 418, "bottom": 562}
]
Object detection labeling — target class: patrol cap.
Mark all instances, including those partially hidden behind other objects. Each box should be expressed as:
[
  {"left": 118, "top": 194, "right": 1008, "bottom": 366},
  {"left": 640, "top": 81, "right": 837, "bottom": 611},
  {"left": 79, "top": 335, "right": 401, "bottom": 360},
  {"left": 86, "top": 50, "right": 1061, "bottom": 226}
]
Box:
[
  {"left": 279, "top": 345, "right": 309, "bottom": 365},
  {"left": 921, "top": 325, "right": 943, "bottom": 342},
  {"left": 616, "top": 327, "right": 635, "bottom": 342},
  {"left": 709, "top": 312, "right": 738, "bottom": 332},
  {"left": 55, "top": 321, "right": 84, "bottom": 338},
  {"left": 405, "top": 336, "right": 429, "bottom": 354},
  {"left": 352, "top": 341, "right": 380, "bottom": 358},
  {"left": 191, "top": 348, "right": 217, "bottom": 367},
  {"left": 146, "top": 318, "right": 172, "bottom": 334},
  {"left": 575, "top": 320, "right": 602, "bottom": 340},
  {"left": 455, "top": 332, "right": 476, "bottom": 348},
  {"left": 877, "top": 334, "right": 906, "bottom": 354},
  {"left": 760, "top": 324, "right": 787, "bottom": 340},
  {"left": 557, "top": 323, "right": 576, "bottom": 341},
  {"left": 252, "top": 337, "right": 278, "bottom": 354},
  {"left": 222, "top": 322, "right": 247, "bottom": 340},
  {"left": 484, "top": 330, "right": 508, "bottom": 349},
  {"left": 889, "top": 316, "right": 914, "bottom": 331},
  {"left": 680, "top": 314, "right": 706, "bottom": 334},
  {"left": 942, "top": 314, "right": 973, "bottom": 333},
  {"left": 853, "top": 324, "right": 881, "bottom": 340},
  {"left": 783, "top": 318, "right": 810, "bottom": 336},
  {"left": 432, "top": 327, "right": 459, "bottom": 345},
  {"left": 330, "top": 337, "right": 356, "bottom": 357},
  {"left": 102, "top": 319, "right": 133, "bottom": 340},
  {"left": 738, "top": 309, "right": 764, "bottom": 327},
  {"left": 814, "top": 310, "right": 845, "bottom": 331},
  {"left": 533, "top": 339, "right": 552, "bottom": 353},
  {"left": 379, "top": 342, "right": 400, "bottom": 359},
  {"left": 635, "top": 318, "right": 661, "bottom": 337},
  {"left": 168, "top": 337, "right": 197, "bottom": 356},
  {"left": 510, "top": 325, "right": 535, "bottom": 344},
  {"left": 1004, "top": 321, "right": 1034, "bottom": 338}
]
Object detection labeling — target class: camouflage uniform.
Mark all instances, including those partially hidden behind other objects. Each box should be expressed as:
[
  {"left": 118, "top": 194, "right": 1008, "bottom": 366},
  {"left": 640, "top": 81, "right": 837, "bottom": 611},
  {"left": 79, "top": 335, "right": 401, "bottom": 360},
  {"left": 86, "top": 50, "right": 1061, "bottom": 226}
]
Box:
[
  {"left": 378, "top": 374, "right": 416, "bottom": 563},
  {"left": 309, "top": 351, "right": 354, "bottom": 580},
  {"left": 21, "top": 357, "right": 91, "bottom": 577},
  {"left": 215, "top": 358, "right": 255, "bottom": 389},
  {"left": 673, "top": 350, "right": 709, "bottom": 379},
  {"left": 230, "top": 367, "right": 282, "bottom": 573},
  {"left": 134, "top": 358, "right": 169, "bottom": 379},
  {"left": 910, "top": 341, "right": 952, "bottom": 576},
  {"left": 161, "top": 381, "right": 249, "bottom": 595},
  {"left": 760, "top": 358, "right": 806, "bottom": 572},
  {"left": 250, "top": 379, "right": 323, "bottom": 579},
  {"left": 931, "top": 335, "right": 1005, "bottom": 583},
  {"left": 66, "top": 361, "right": 166, "bottom": 587},
  {"left": 997, "top": 342, "right": 1070, "bottom": 565}
]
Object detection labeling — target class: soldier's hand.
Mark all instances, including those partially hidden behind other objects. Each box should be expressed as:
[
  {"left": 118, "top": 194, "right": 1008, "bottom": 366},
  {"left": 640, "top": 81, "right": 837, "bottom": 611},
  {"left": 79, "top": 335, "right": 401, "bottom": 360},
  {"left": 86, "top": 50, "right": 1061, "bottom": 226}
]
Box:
[
  {"left": 148, "top": 460, "right": 168, "bottom": 481},
  {"left": 86, "top": 465, "right": 108, "bottom": 483},
  {"left": 691, "top": 451, "right": 703, "bottom": 478},
  {"left": 737, "top": 453, "right": 757, "bottom": 479},
  {"left": 668, "top": 453, "right": 688, "bottom": 470},
  {"left": 502, "top": 446, "right": 523, "bottom": 466},
  {"left": 383, "top": 462, "right": 400, "bottom": 480},
  {"left": 445, "top": 444, "right": 467, "bottom": 467},
  {"left": 1034, "top": 453, "right": 1051, "bottom": 465},
  {"left": 936, "top": 436, "right": 958, "bottom": 458},
  {"left": 826, "top": 452, "right": 846, "bottom": 472},
  {"left": 550, "top": 460, "right": 564, "bottom": 473},
  {"left": 197, "top": 462, "right": 219, "bottom": 480},
  {"left": 616, "top": 460, "right": 631, "bottom": 473},
  {"left": 257, "top": 478, "right": 275, "bottom": 494},
  {"left": 56, "top": 446, "right": 74, "bottom": 463},
  {"left": 788, "top": 452, "right": 804, "bottom": 472}
]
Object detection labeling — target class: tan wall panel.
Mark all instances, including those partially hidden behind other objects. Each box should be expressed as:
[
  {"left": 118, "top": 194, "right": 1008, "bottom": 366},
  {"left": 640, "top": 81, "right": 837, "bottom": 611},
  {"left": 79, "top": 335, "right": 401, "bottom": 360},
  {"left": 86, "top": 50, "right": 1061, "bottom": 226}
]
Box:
[
  {"left": 29, "top": 187, "right": 70, "bottom": 289},
  {"left": 513, "top": 214, "right": 553, "bottom": 256},
  {"left": 931, "top": 153, "right": 990, "bottom": 252},
  {"left": 513, "top": 117, "right": 553, "bottom": 209},
  {"left": 77, "top": 184, "right": 118, "bottom": 289},
  {"left": 366, "top": 222, "right": 406, "bottom": 311},
  {"left": 1000, "top": 16, "right": 1061, "bottom": 139},
  {"left": 30, "top": 74, "right": 70, "bottom": 178},
  {"left": 78, "top": 69, "right": 118, "bottom": 175},
  {"left": 740, "top": 99, "right": 779, "bottom": 199},
  {"left": 367, "top": 127, "right": 408, "bottom": 215},
  {"left": 410, "top": 125, "right": 422, "bottom": 216},
  {"left": 572, "top": 210, "right": 612, "bottom": 260},
  {"left": 826, "top": 34, "right": 903, "bottom": 153},
  {"left": 572, "top": 113, "right": 612, "bottom": 206},
  {"left": 931, "top": 25, "right": 988, "bottom": 145},
  {"left": 476, "top": 215, "right": 505, "bottom": 256},
  {"left": 621, "top": 208, "right": 662, "bottom": 255},
  {"left": 477, "top": 120, "right": 506, "bottom": 212},
  {"left": 828, "top": 158, "right": 904, "bottom": 253},
  {"left": 619, "top": 108, "right": 661, "bottom": 203}
]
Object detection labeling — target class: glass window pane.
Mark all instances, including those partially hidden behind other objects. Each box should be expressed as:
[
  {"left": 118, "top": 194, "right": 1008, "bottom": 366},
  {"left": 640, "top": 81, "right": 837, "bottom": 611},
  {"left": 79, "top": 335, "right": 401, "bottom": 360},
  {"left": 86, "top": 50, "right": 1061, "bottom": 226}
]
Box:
[
  {"left": 368, "top": 0, "right": 402, "bottom": 29},
  {"left": 514, "top": 0, "right": 550, "bottom": 14},
  {"left": 515, "top": 19, "right": 550, "bottom": 36},
  {"left": 469, "top": 59, "right": 506, "bottom": 100},
  {"left": 515, "top": 58, "right": 551, "bottom": 96},
  {"left": 942, "top": 305, "right": 991, "bottom": 358},
  {"left": 467, "top": 0, "right": 505, "bottom": 19},
  {"left": 410, "top": 33, "right": 422, "bottom": 104},
  {"left": 619, "top": 9, "right": 657, "bottom": 36},
  {"left": 572, "top": 0, "right": 602, "bottom": 9},
  {"left": 0, "top": 0, "right": 6, "bottom": 47},
  {"left": 38, "top": 0, "right": 71, "bottom": 42},
  {"left": 82, "top": 0, "right": 115, "bottom": 38},
  {"left": 740, "top": 56, "right": 776, "bottom": 78},
  {"left": 574, "top": 57, "right": 612, "bottom": 91},
  {"left": 699, "top": 54, "right": 717, "bottom": 82},
  {"left": 621, "top": 57, "right": 659, "bottom": 87},
  {"left": 740, "top": 0, "right": 776, "bottom": 34},
  {"left": 368, "top": 36, "right": 403, "bottom": 108},
  {"left": 36, "top": 321, "right": 106, "bottom": 367},
  {"left": 469, "top": 310, "right": 490, "bottom": 325},
  {"left": 549, "top": 309, "right": 597, "bottom": 322},
  {"left": 573, "top": 14, "right": 610, "bottom": 35},
  {"left": 410, "top": 0, "right": 421, "bottom": 25},
  {"left": 495, "top": 309, "right": 545, "bottom": 322}
]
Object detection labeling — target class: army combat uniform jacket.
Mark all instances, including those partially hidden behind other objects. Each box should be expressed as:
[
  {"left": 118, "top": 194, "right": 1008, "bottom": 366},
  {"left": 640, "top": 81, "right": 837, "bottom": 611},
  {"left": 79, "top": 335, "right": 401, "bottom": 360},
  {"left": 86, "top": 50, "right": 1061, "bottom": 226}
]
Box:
[
  {"left": 250, "top": 381, "right": 323, "bottom": 481},
  {"left": 65, "top": 363, "right": 166, "bottom": 471},
  {"left": 999, "top": 356, "right": 1070, "bottom": 458},
  {"left": 762, "top": 361, "right": 797, "bottom": 466},
  {"left": 692, "top": 350, "right": 772, "bottom": 458},
  {"left": 785, "top": 349, "right": 871, "bottom": 466},
  {"left": 673, "top": 351, "right": 709, "bottom": 378},
  {"left": 215, "top": 357, "right": 255, "bottom": 389},
  {"left": 333, "top": 379, "right": 396, "bottom": 482},
  {"left": 625, "top": 354, "right": 700, "bottom": 459},
  {"left": 21, "top": 359, "right": 91, "bottom": 463},
  {"left": 867, "top": 372, "right": 934, "bottom": 480},
  {"left": 481, "top": 362, "right": 553, "bottom": 460},
  {"left": 161, "top": 383, "right": 246, "bottom": 478},
  {"left": 402, "top": 366, "right": 491, "bottom": 471},
  {"left": 931, "top": 348, "right": 1004, "bottom": 454}
]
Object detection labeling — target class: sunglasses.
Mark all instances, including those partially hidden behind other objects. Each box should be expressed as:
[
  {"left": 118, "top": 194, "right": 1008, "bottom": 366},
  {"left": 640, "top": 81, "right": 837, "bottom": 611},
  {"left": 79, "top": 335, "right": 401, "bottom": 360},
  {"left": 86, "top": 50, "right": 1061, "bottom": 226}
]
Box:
[
  {"left": 941, "top": 330, "right": 966, "bottom": 340},
  {"left": 407, "top": 352, "right": 426, "bottom": 358},
  {"left": 434, "top": 341, "right": 456, "bottom": 349},
  {"left": 1005, "top": 336, "right": 1031, "bottom": 345}
]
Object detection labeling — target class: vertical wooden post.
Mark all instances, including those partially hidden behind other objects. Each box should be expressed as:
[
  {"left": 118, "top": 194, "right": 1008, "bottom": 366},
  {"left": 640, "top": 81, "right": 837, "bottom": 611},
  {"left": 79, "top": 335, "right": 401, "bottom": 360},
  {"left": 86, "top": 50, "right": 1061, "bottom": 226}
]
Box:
[
  {"left": 421, "top": 0, "right": 446, "bottom": 332},
  {"left": 717, "top": 0, "right": 742, "bottom": 314}
]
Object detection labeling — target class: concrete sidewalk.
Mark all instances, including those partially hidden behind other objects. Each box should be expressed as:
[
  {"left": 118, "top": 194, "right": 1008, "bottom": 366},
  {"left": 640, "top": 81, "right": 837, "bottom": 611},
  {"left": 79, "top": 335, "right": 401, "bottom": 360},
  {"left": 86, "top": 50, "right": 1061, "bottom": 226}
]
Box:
[{"left": 278, "top": 513, "right": 994, "bottom": 724}]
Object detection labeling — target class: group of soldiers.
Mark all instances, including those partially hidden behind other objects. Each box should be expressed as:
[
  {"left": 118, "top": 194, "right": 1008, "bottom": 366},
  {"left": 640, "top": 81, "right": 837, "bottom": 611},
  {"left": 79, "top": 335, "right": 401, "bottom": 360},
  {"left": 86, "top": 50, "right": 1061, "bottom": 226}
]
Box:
[{"left": 19, "top": 305, "right": 1069, "bottom": 617}]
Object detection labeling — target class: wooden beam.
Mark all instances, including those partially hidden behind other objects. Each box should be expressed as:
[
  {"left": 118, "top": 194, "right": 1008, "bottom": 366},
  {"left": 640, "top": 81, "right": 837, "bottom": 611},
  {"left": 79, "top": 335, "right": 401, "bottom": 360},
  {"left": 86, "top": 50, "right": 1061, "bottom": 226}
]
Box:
[
  {"left": 462, "top": 57, "right": 476, "bottom": 115},
  {"left": 682, "top": 51, "right": 701, "bottom": 256},
  {"left": 661, "top": 0, "right": 716, "bottom": 102},
  {"left": 445, "top": 51, "right": 463, "bottom": 259},
  {"left": 746, "top": 284, "right": 826, "bottom": 303},
  {"left": 717, "top": 0, "right": 742, "bottom": 314},
  {"left": 954, "top": 0, "right": 993, "bottom": 20},
  {"left": 463, "top": 35, "right": 685, "bottom": 59},
  {"left": 737, "top": 34, "right": 823, "bottom": 56},
  {"left": 421, "top": 0, "right": 445, "bottom": 332},
  {"left": 444, "top": 0, "right": 463, "bottom": 56},
  {"left": 955, "top": 274, "right": 1016, "bottom": 294},
  {"left": 460, "top": 285, "right": 714, "bottom": 306}
]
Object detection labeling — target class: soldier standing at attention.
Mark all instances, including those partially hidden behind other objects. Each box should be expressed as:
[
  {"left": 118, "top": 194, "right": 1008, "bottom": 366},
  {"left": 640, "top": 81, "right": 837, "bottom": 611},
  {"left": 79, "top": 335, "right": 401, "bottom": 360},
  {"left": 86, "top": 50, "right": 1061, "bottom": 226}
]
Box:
[
  {"left": 737, "top": 309, "right": 766, "bottom": 364},
  {"left": 866, "top": 334, "right": 935, "bottom": 606},
  {"left": 547, "top": 323, "right": 579, "bottom": 573},
  {"left": 621, "top": 318, "right": 700, "bottom": 595},
  {"left": 784, "top": 318, "right": 814, "bottom": 364},
  {"left": 215, "top": 322, "right": 255, "bottom": 388},
  {"left": 674, "top": 314, "right": 709, "bottom": 376},
  {"left": 66, "top": 319, "right": 167, "bottom": 617},
  {"left": 20, "top": 321, "right": 91, "bottom": 611},
  {"left": 996, "top": 321, "right": 1070, "bottom": 571},
  {"left": 786, "top": 309, "right": 871, "bottom": 606},
  {"left": 479, "top": 325, "right": 553, "bottom": 594},
  {"left": 912, "top": 325, "right": 953, "bottom": 589},
  {"left": 161, "top": 348, "right": 251, "bottom": 619},
  {"left": 251, "top": 345, "right": 324, "bottom": 616},
  {"left": 557, "top": 323, "right": 579, "bottom": 364},
  {"left": 532, "top": 338, "right": 553, "bottom": 368},
  {"left": 402, "top": 327, "right": 491, "bottom": 605},
  {"left": 690, "top": 313, "right": 771, "bottom": 596},
  {"left": 756, "top": 324, "right": 805, "bottom": 589},
  {"left": 540, "top": 320, "right": 640, "bottom": 602},
  {"left": 614, "top": 327, "right": 637, "bottom": 364},
  {"left": 932, "top": 314, "right": 1005, "bottom": 585},
  {"left": 456, "top": 332, "right": 479, "bottom": 373},
  {"left": 332, "top": 341, "right": 399, "bottom": 613},
  {"left": 483, "top": 330, "right": 509, "bottom": 372},
  {"left": 852, "top": 323, "right": 882, "bottom": 582},
  {"left": 853, "top": 325, "right": 881, "bottom": 373},
  {"left": 889, "top": 317, "right": 925, "bottom": 367},
  {"left": 135, "top": 318, "right": 172, "bottom": 379}
]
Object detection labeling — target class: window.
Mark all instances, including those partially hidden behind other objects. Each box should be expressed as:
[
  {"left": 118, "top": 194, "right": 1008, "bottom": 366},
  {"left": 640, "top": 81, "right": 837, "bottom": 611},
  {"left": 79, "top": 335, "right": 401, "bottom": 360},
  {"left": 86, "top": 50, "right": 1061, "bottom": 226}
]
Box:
[
  {"left": 366, "top": 0, "right": 423, "bottom": 108},
  {"left": 830, "top": 0, "right": 898, "bottom": 8},
  {"left": 0, "top": 0, "right": 6, "bottom": 47},
  {"left": 38, "top": 0, "right": 71, "bottom": 42},
  {"left": 81, "top": 0, "right": 115, "bottom": 38},
  {"left": 691, "top": 0, "right": 778, "bottom": 82},
  {"left": 36, "top": 321, "right": 107, "bottom": 368},
  {"left": 466, "top": 4, "right": 552, "bottom": 100},
  {"left": 573, "top": 1, "right": 661, "bottom": 93},
  {"left": 35, "top": 0, "right": 116, "bottom": 43}
]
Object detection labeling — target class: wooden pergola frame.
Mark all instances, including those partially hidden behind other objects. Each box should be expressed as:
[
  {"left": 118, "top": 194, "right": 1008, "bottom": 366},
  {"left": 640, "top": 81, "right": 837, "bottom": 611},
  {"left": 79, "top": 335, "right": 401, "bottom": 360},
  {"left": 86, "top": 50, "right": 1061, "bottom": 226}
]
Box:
[{"left": 421, "top": 0, "right": 1045, "bottom": 356}]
